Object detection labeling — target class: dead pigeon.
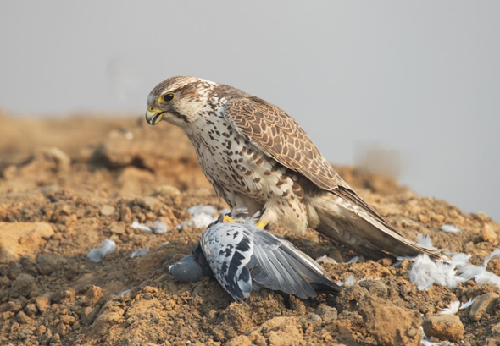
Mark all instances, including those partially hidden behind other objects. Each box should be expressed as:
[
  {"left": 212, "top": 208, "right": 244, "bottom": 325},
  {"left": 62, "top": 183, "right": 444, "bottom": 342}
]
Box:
[{"left": 169, "top": 209, "right": 340, "bottom": 301}]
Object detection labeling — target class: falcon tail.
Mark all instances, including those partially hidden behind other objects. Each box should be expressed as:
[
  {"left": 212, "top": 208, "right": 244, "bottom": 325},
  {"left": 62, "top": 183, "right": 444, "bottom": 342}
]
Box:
[{"left": 314, "top": 189, "right": 445, "bottom": 261}]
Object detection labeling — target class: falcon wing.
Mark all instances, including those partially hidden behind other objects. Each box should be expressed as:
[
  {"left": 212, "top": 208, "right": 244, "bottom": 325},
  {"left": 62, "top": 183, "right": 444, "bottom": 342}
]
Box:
[
  {"left": 224, "top": 96, "right": 347, "bottom": 191},
  {"left": 200, "top": 222, "right": 254, "bottom": 301},
  {"left": 249, "top": 227, "right": 341, "bottom": 299}
]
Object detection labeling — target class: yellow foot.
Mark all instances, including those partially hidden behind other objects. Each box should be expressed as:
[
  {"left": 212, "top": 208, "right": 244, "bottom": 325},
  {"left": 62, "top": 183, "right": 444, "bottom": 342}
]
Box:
[
  {"left": 222, "top": 215, "right": 235, "bottom": 223},
  {"left": 256, "top": 220, "right": 268, "bottom": 229}
]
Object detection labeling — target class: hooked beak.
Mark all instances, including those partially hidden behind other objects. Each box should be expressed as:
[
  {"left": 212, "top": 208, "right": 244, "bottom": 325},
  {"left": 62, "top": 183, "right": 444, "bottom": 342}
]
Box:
[{"left": 145, "top": 108, "right": 165, "bottom": 125}]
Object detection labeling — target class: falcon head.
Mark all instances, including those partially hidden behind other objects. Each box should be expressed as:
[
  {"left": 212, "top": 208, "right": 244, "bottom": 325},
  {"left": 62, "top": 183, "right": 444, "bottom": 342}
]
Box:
[{"left": 145, "top": 76, "right": 215, "bottom": 129}]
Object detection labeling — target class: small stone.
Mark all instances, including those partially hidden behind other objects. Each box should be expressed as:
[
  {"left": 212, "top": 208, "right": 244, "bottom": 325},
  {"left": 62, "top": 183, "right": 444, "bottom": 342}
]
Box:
[
  {"left": 309, "top": 314, "right": 322, "bottom": 323},
  {"left": 52, "top": 288, "right": 75, "bottom": 304},
  {"left": 100, "top": 205, "right": 115, "bottom": 216},
  {"left": 36, "top": 295, "right": 51, "bottom": 312},
  {"left": 24, "top": 304, "right": 37, "bottom": 316},
  {"left": 17, "top": 310, "right": 30, "bottom": 324},
  {"left": 11, "top": 273, "right": 35, "bottom": 298},
  {"left": 6, "top": 299, "right": 23, "bottom": 312},
  {"left": 469, "top": 292, "right": 499, "bottom": 321},
  {"left": 152, "top": 221, "right": 168, "bottom": 234},
  {"left": 481, "top": 224, "right": 498, "bottom": 244},
  {"left": 492, "top": 322, "right": 500, "bottom": 335},
  {"left": 110, "top": 222, "right": 125, "bottom": 234},
  {"left": 315, "top": 304, "right": 337, "bottom": 323},
  {"left": 36, "top": 254, "right": 66, "bottom": 276},
  {"left": 84, "top": 285, "right": 103, "bottom": 306},
  {"left": 153, "top": 185, "right": 181, "bottom": 196},
  {"left": 422, "top": 315, "right": 464, "bottom": 343},
  {"left": 418, "top": 214, "right": 429, "bottom": 223},
  {"left": 407, "top": 328, "right": 418, "bottom": 338}
]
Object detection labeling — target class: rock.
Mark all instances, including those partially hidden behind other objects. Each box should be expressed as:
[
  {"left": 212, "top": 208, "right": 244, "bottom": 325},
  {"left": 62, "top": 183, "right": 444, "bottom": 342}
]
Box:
[
  {"left": 35, "top": 295, "right": 51, "bottom": 312},
  {"left": 41, "top": 147, "right": 70, "bottom": 175},
  {"left": 100, "top": 205, "right": 115, "bottom": 216},
  {"left": 11, "top": 273, "right": 36, "bottom": 298},
  {"left": 492, "top": 322, "right": 500, "bottom": 335},
  {"left": 481, "top": 224, "right": 498, "bottom": 244},
  {"left": 84, "top": 285, "right": 103, "bottom": 306},
  {"left": 338, "top": 286, "right": 422, "bottom": 346},
  {"left": 422, "top": 315, "right": 464, "bottom": 342},
  {"left": 24, "top": 304, "right": 37, "bottom": 316},
  {"left": 151, "top": 221, "right": 168, "bottom": 234},
  {"left": 469, "top": 292, "right": 499, "bottom": 321},
  {"left": 110, "top": 222, "right": 126, "bottom": 234},
  {"left": 0, "top": 222, "right": 54, "bottom": 263},
  {"left": 81, "top": 306, "right": 98, "bottom": 326},
  {"left": 36, "top": 254, "right": 67, "bottom": 276},
  {"left": 153, "top": 185, "right": 181, "bottom": 196},
  {"left": 52, "top": 288, "right": 75, "bottom": 304},
  {"left": 315, "top": 304, "right": 337, "bottom": 323}
]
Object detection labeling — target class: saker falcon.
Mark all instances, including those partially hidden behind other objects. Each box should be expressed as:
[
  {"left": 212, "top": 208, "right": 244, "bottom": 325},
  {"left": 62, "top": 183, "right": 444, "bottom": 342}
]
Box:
[
  {"left": 169, "top": 208, "right": 340, "bottom": 301},
  {"left": 146, "top": 76, "right": 440, "bottom": 260}
]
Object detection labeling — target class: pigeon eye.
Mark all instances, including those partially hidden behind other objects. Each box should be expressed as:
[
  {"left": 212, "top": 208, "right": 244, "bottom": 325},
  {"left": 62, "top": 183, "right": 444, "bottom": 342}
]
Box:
[{"left": 162, "top": 92, "right": 175, "bottom": 103}]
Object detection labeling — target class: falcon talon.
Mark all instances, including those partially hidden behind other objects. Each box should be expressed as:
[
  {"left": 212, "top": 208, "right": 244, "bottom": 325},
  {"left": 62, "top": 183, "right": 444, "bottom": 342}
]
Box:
[
  {"left": 222, "top": 215, "right": 235, "bottom": 223},
  {"left": 146, "top": 76, "right": 444, "bottom": 261},
  {"left": 255, "top": 221, "right": 267, "bottom": 229}
]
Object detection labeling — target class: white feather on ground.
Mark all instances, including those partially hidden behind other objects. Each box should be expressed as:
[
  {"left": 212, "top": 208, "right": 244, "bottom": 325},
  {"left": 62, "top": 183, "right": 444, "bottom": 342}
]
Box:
[
  {"left": 131, "top": 222, "right": 153, "bottom": 233},
  {"left": 459, "top": 297, "right": 477, "bottom": 310},
  {"left": 176, "top": 205, "right": 218, "bottom": 229},
  {"left": 438, "top": 301, "right": 460, "bottom": 315},
  {"left": 441, "top": 224, "right": 461, "bottom": 233},
  {"left": 410, "top": 249, "right": 500, "bottom": 290},
  {"left": 316, "top": 255, "right": 337, "bottom": 264},
  {"left": 131, "top": 248, "right": 148, "bottom": 258},
  {"left": 87, "top": 239, "right": 116, "bottom": 262},
  {"left": 417, "top": 233, "right": 437, "bottom": 250}
]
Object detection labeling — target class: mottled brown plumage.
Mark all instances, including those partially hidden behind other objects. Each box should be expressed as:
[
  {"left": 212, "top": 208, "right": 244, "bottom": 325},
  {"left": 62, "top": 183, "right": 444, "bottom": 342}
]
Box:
[{"left": 145, "top": 76, "right": 442, "bottom": 260}]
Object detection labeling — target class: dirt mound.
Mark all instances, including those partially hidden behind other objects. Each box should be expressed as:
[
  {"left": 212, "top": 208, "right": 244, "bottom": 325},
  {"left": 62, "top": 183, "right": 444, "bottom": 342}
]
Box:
[{"left": 1, "top": 116, "right": 499, "bottom": 345}]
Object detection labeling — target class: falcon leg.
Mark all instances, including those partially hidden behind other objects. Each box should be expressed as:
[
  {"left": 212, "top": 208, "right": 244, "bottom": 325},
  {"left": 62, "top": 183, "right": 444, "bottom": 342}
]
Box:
[
  {"left": 255, "top": 220, "right": 268, "bottom": 229},
  {"left": 222, "top": 215, "right": 235, "bottom": 223}
]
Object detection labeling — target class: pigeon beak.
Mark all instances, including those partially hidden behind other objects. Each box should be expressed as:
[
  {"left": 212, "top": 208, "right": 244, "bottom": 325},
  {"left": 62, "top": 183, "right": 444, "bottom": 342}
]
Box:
[{"left": 145, "top": 108, "right": 165, "bottom": 125}]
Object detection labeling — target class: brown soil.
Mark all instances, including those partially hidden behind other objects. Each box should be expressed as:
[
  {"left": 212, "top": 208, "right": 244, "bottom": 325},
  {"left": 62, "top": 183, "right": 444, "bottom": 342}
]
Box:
[{"left": 0, "top": 112, "right": 499, "bottom": 346}]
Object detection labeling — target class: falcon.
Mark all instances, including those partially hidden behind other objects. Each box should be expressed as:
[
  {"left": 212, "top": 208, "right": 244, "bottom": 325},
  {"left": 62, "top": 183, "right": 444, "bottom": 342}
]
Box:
[
  {"left": 169, "top": 209, "right": 340, "bottom": 301},
  {"left": 146, "top": 76, "right": 440, "bottom": 260}
]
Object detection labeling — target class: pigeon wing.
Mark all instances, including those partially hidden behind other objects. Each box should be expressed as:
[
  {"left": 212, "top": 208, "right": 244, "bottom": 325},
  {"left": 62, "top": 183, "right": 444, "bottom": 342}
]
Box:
[
  {"left": 250, "top": 227, "right": 341, "bottom": 299},
  {"left": 200, "top": 222, "right": 254, "bottom": 301}
]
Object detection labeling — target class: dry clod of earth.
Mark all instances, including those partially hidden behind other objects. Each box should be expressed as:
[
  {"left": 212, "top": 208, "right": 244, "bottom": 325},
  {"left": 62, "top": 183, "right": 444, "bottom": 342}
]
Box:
[{"left": 0, "top": 116, "right": 499, "bottom": 345}]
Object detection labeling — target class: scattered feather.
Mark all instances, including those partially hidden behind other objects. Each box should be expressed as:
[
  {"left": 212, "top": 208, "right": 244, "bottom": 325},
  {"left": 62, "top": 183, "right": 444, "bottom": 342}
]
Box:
[
  {"left": 411, "top": 249, "right": 500, "bottom": 290},
  {"left": 131, "top": 248, "right": 148, "bottom": 258},
  {"left": 393, "top": 255, "right": 418, "bottom": 267},
  {"left": 459, "top": 297, "right": 477, "bottom": 310},
  {"left": 131, "top": 221, "right": 153, "bottom": 233},
  {"left": 441, "top": 224, "right": 461, "bottom": 233},
  {"left": 345, "top": 275, "right": 355, "bottom": 286},
  {"left": 87, "top": 239, "right": 117, "bottom": 262},
  {"left": 118, "top": 289, "right": 131, "bottom": 295},
  {"left": 151, "top": 221, "right": 168, "bottom": 234},
  {"left": 347, "top": 256, "right": 359, "bottom": 263},
  {"left": 316, "top": 255, "right": 337, "bottom": 265},
  {"left": 438, "top": 301, "right": 459, "bottom": 315},
  {"left": 483, "top": 249, "right": 500, "bottom": 266},
  {"left": 417, "top": 233, "right": 437, "bottom": 250},
  {"left": 176, "top": 205, "right": 218, "bottom": 229}
]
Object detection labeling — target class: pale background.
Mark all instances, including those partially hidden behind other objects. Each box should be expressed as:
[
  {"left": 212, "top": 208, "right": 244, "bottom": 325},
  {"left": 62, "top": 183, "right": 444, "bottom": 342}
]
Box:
[{"left": 1, "top": 1, "right": 499, "bottom": 221}]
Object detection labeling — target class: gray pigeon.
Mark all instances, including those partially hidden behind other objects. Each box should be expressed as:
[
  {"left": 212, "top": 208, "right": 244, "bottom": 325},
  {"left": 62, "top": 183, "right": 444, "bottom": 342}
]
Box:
[{"left": 169, "top": 210, "right": 341, "bottom": 301}]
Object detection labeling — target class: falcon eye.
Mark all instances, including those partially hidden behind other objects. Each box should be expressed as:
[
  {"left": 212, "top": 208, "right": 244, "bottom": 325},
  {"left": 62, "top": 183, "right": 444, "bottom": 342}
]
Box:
[{"left": 162, "top": 92, "right": 175, "bottom": 103}]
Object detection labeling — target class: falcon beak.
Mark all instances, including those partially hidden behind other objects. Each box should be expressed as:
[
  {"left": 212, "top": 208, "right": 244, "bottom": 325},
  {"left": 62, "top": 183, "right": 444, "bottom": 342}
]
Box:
[{"left": 145, "top": 108, "right": 165, "bottom": 125}]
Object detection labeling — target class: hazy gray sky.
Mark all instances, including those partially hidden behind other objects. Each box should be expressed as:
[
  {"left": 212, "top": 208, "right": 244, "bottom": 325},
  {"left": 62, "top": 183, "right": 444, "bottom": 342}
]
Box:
[{"left": 1, "top": 1, "right": 499, "bottom": 221}]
